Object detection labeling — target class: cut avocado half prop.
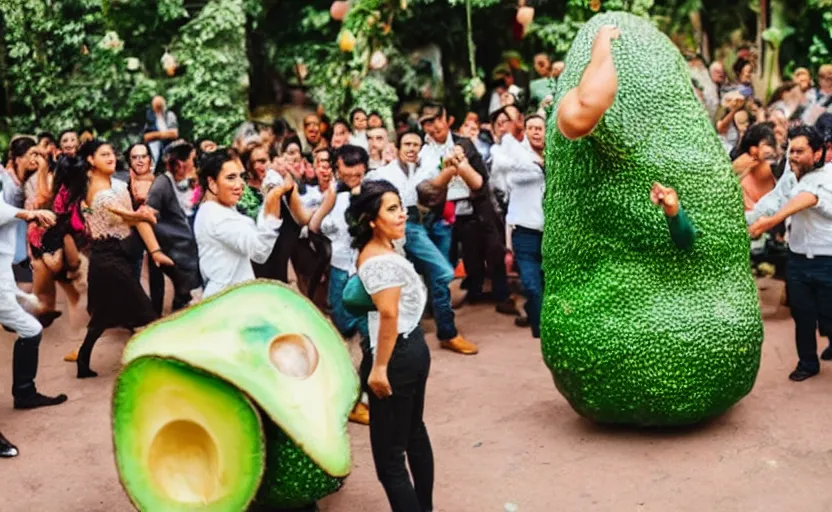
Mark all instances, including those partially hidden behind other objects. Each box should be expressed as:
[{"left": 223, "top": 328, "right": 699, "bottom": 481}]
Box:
[
  {"left": 113, "top": 357, "right": 264, "bottom": 511},
  {"left": 113, "top": 281, "right": 359, "bottom": 510},
  {"left": 541, "top": 12, "right": 763, "bottom": 426}
]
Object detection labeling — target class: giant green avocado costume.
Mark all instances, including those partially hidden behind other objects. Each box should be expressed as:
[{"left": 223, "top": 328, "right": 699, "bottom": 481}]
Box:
[
  {"left": 541, "top": 12, "right": 763, "bottom": 426},
  {"left": 111, "top": 280, "right": 359, "bottom": 510}
]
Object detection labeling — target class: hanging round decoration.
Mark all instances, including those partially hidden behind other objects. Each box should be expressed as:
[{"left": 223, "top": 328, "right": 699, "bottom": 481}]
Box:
[
  {"left": 330, "top": 1, "right": 349, "bottom": 21},
  {"left": 338, "top": 30, "right": 356, "bottom": 52},
  {"left": 516, "top": 6, "right": 535, "bottom": 26}
]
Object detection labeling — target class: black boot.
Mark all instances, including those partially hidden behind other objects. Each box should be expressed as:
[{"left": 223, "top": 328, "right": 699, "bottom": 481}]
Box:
[
  {"left": 12, "top": 333, "right": 68, "bottom": 410},
  {"left": 76, "top": 327, "right": 104, "bottom": 379},
  {"left": 0, "top": 431, "right": 18, "bottom": 458}
]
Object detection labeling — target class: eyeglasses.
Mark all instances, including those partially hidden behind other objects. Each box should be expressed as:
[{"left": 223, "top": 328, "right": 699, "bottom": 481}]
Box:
[{"left": 130, "top": 154, "right": 150, "bottom": 161}]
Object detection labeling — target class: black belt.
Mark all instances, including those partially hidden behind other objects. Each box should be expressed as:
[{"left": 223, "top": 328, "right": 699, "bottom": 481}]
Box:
[
  {"left": 789, "top": 252, "right": 832, "bottom": 260},
  {"left": 514, "top": 225, "right": 543, "bottom": 236}
]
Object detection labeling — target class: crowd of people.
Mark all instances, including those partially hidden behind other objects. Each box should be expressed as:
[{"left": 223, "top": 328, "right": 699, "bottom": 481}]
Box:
[
  {"left": 0, "top": 36, "right": 831, "bottom": 511},
  {"left": 0, "top": 81, "right": 551, "bottom": 509},
  {"left": 705, "top": 58, "right": 832, "bottom": 383}
]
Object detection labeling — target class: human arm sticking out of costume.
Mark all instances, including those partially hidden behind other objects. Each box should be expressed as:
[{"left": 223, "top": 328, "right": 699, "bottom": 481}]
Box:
[
  {"left": 651, "top": 183, "right": 697, "bottom": 251},
  {"left": 556, "top": 25, "right": 620, "bottom": 140}
]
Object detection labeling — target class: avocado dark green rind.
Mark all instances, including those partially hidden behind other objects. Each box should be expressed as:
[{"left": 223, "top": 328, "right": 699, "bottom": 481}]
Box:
[
  {"left": 255, "top": 420, "right": 344, "bottom": 509},
  {"left": 541, "top": 12, "right": 763, "bottom": 426}
]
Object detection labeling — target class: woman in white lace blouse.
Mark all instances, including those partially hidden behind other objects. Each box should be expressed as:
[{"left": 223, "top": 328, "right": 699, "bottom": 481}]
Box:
[{"left": 348, "top": 179, "right": 434, "bottom": 512}]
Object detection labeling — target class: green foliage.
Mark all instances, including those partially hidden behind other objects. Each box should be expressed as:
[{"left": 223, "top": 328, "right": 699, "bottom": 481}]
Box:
[
  {"left": 807, "top": 0, "right": 832, "bottom": 69},
  {"left": 2, "top": 0, "right": 158, "bottom": 140},
  {"left": 526, "top": 0, "right": 656, "bottom": 59},
  {"left": 267, "top": 0, "right": 423, "bottom": 120},
  {"left": 167, "top": 0, "right": 249, "bottom": 142},
  {"left": 1, "top": 0, "right": 251, "bottom": 145}
]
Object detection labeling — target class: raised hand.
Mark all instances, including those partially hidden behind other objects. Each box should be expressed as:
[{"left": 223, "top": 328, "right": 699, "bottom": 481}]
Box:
[
  {"left": 650, "top": 182, "right": 680, "bottom": 217},
  {"left": 597, "top": 24, "right": 621, "bottom": 43}
]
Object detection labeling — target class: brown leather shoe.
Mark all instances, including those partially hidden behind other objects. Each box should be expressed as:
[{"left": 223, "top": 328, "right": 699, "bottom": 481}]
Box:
[
  {"left": 440, "top": 335, "right": 479, "bottom": 355},
  {"left": 348, "top": 402, "right": 370, "bottom": 425},
  {"left": 496, "top": 298, "right": 520, "bottom": 316}
]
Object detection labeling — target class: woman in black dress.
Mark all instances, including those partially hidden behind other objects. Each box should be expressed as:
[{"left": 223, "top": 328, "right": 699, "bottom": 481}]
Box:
[{"left": 74, "top": 140, "right": 173, "bottom": 378}]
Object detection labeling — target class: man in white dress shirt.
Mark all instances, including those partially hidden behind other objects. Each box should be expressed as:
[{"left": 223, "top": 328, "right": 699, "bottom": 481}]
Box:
[
  {"left": 748, "top": 125, "right": 832, "bottom": 381},
  {"left": 366, "top": 130, "right": 479, "bottom": 355},
  {"left": 419, "top": 102, "right": 517, "bottom": 319},
  {"left": 499, "top": 114, "right": 546, "bottom": 338}
]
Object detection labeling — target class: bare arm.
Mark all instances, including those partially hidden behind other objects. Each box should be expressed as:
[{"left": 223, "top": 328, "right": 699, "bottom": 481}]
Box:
[
  {"left": 143, "top": 129, "right": 179, "bottom": 142},
  {"left": 556, "top": 25, "right": 620, "bottom": 140},
  {"left": 371, "top": 287, "right": 401, "bottom": 369},
  {"left": 286, "top": 186, "right": 313, "bottom": 226},
  {"left": 716, "top": 105, "right": 742, "bottom": 134},
  {"left": 106, "top": 205, "right": 155, "bottom": 226},
  {"left": 456, "top": 159, "right": 484, "bottom": 191},
  {"left": 429, "top": 165, "right": 458, "bottom": 189},
  {"left": 749, "top": 191, "right": 818, "bottom": 237},
  {"left": 136, "top": 222, "right": 162, "bottom": 253},
  {"left": 309, "top": 188, "right": 337, "bottom": 234},
  {"left": 367, "top": 286, "right": 401, "bottom": 399}
]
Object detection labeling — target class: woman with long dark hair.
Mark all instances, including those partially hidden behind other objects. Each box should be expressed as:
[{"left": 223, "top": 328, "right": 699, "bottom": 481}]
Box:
[
  {"left": 348, "top": 179, "right": 434, "bottom": 512},
  {"left": 26, "top": 147, "right": 90, "bottom": 362},
  {"left": 75, "top": 140, "right": 173, "bottom": 378}
]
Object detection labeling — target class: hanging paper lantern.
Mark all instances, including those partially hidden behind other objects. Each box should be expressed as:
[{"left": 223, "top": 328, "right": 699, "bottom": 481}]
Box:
[
  {"left": 330, "top": 1, "right": 349, "bottom": 21},
  {"left": 338, "top": 30, "right": 356, "bottom": 52},
  {"left": 370, "top": 50, "right": 388, "bottom": 70},
  {"left": 590, "top": 0, "right": 602, "bottom": 12},
  {"left": 516, "top": 6, "right": 535, "bottom": 26},
  {"left": 161, "top": 50, "right": 177, "bottom": 76}
]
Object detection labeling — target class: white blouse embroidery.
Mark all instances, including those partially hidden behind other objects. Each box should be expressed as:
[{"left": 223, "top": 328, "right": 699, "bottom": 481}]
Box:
[{"left": 358, "top": 252, "right": 427, "bottom": 355}]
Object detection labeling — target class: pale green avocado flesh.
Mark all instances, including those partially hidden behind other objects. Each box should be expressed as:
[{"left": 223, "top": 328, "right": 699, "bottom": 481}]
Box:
[{"left": 112, "top": 357, "right": 264, "bottom": 512}]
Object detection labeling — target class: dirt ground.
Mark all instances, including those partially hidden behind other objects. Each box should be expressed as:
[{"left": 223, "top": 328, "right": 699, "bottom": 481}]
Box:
[{"left": 2, "top": 277, "right": 832, "bottom": 512}]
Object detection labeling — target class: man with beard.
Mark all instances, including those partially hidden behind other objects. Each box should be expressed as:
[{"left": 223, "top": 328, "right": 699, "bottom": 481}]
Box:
[{"left": 748, "top": 125, "right": 832, "bottom": 381}]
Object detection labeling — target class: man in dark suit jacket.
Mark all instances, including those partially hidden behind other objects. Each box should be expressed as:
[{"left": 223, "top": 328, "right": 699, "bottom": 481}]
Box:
[
  {"left": 144, "top": 142, "right": 201, "bottom": 314},
  {"left": 418, "top": 102, "right": 518, "bottom": 318}
]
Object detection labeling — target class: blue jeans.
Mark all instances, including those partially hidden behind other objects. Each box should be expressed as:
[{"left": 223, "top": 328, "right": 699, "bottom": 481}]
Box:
[
  {"left": 512, "top": 228, "right": 543, "bottom": 338},
  {"left": 786, "top": 253, "right": 832, "bottom": 372},
  {"left": 329, "top": 267, "right": 368, "bottom": 341},
  {"left": 404, "top": 220, "right": 458, "bottom": 341}
]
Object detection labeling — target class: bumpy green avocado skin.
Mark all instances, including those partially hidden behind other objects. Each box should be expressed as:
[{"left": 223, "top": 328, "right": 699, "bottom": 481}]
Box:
[
  {"left": 542, "top": 12, "right": 763, "bottom": 426},
  {"left": 255, "top": 422, "right": 344, "bottom": 509}
]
